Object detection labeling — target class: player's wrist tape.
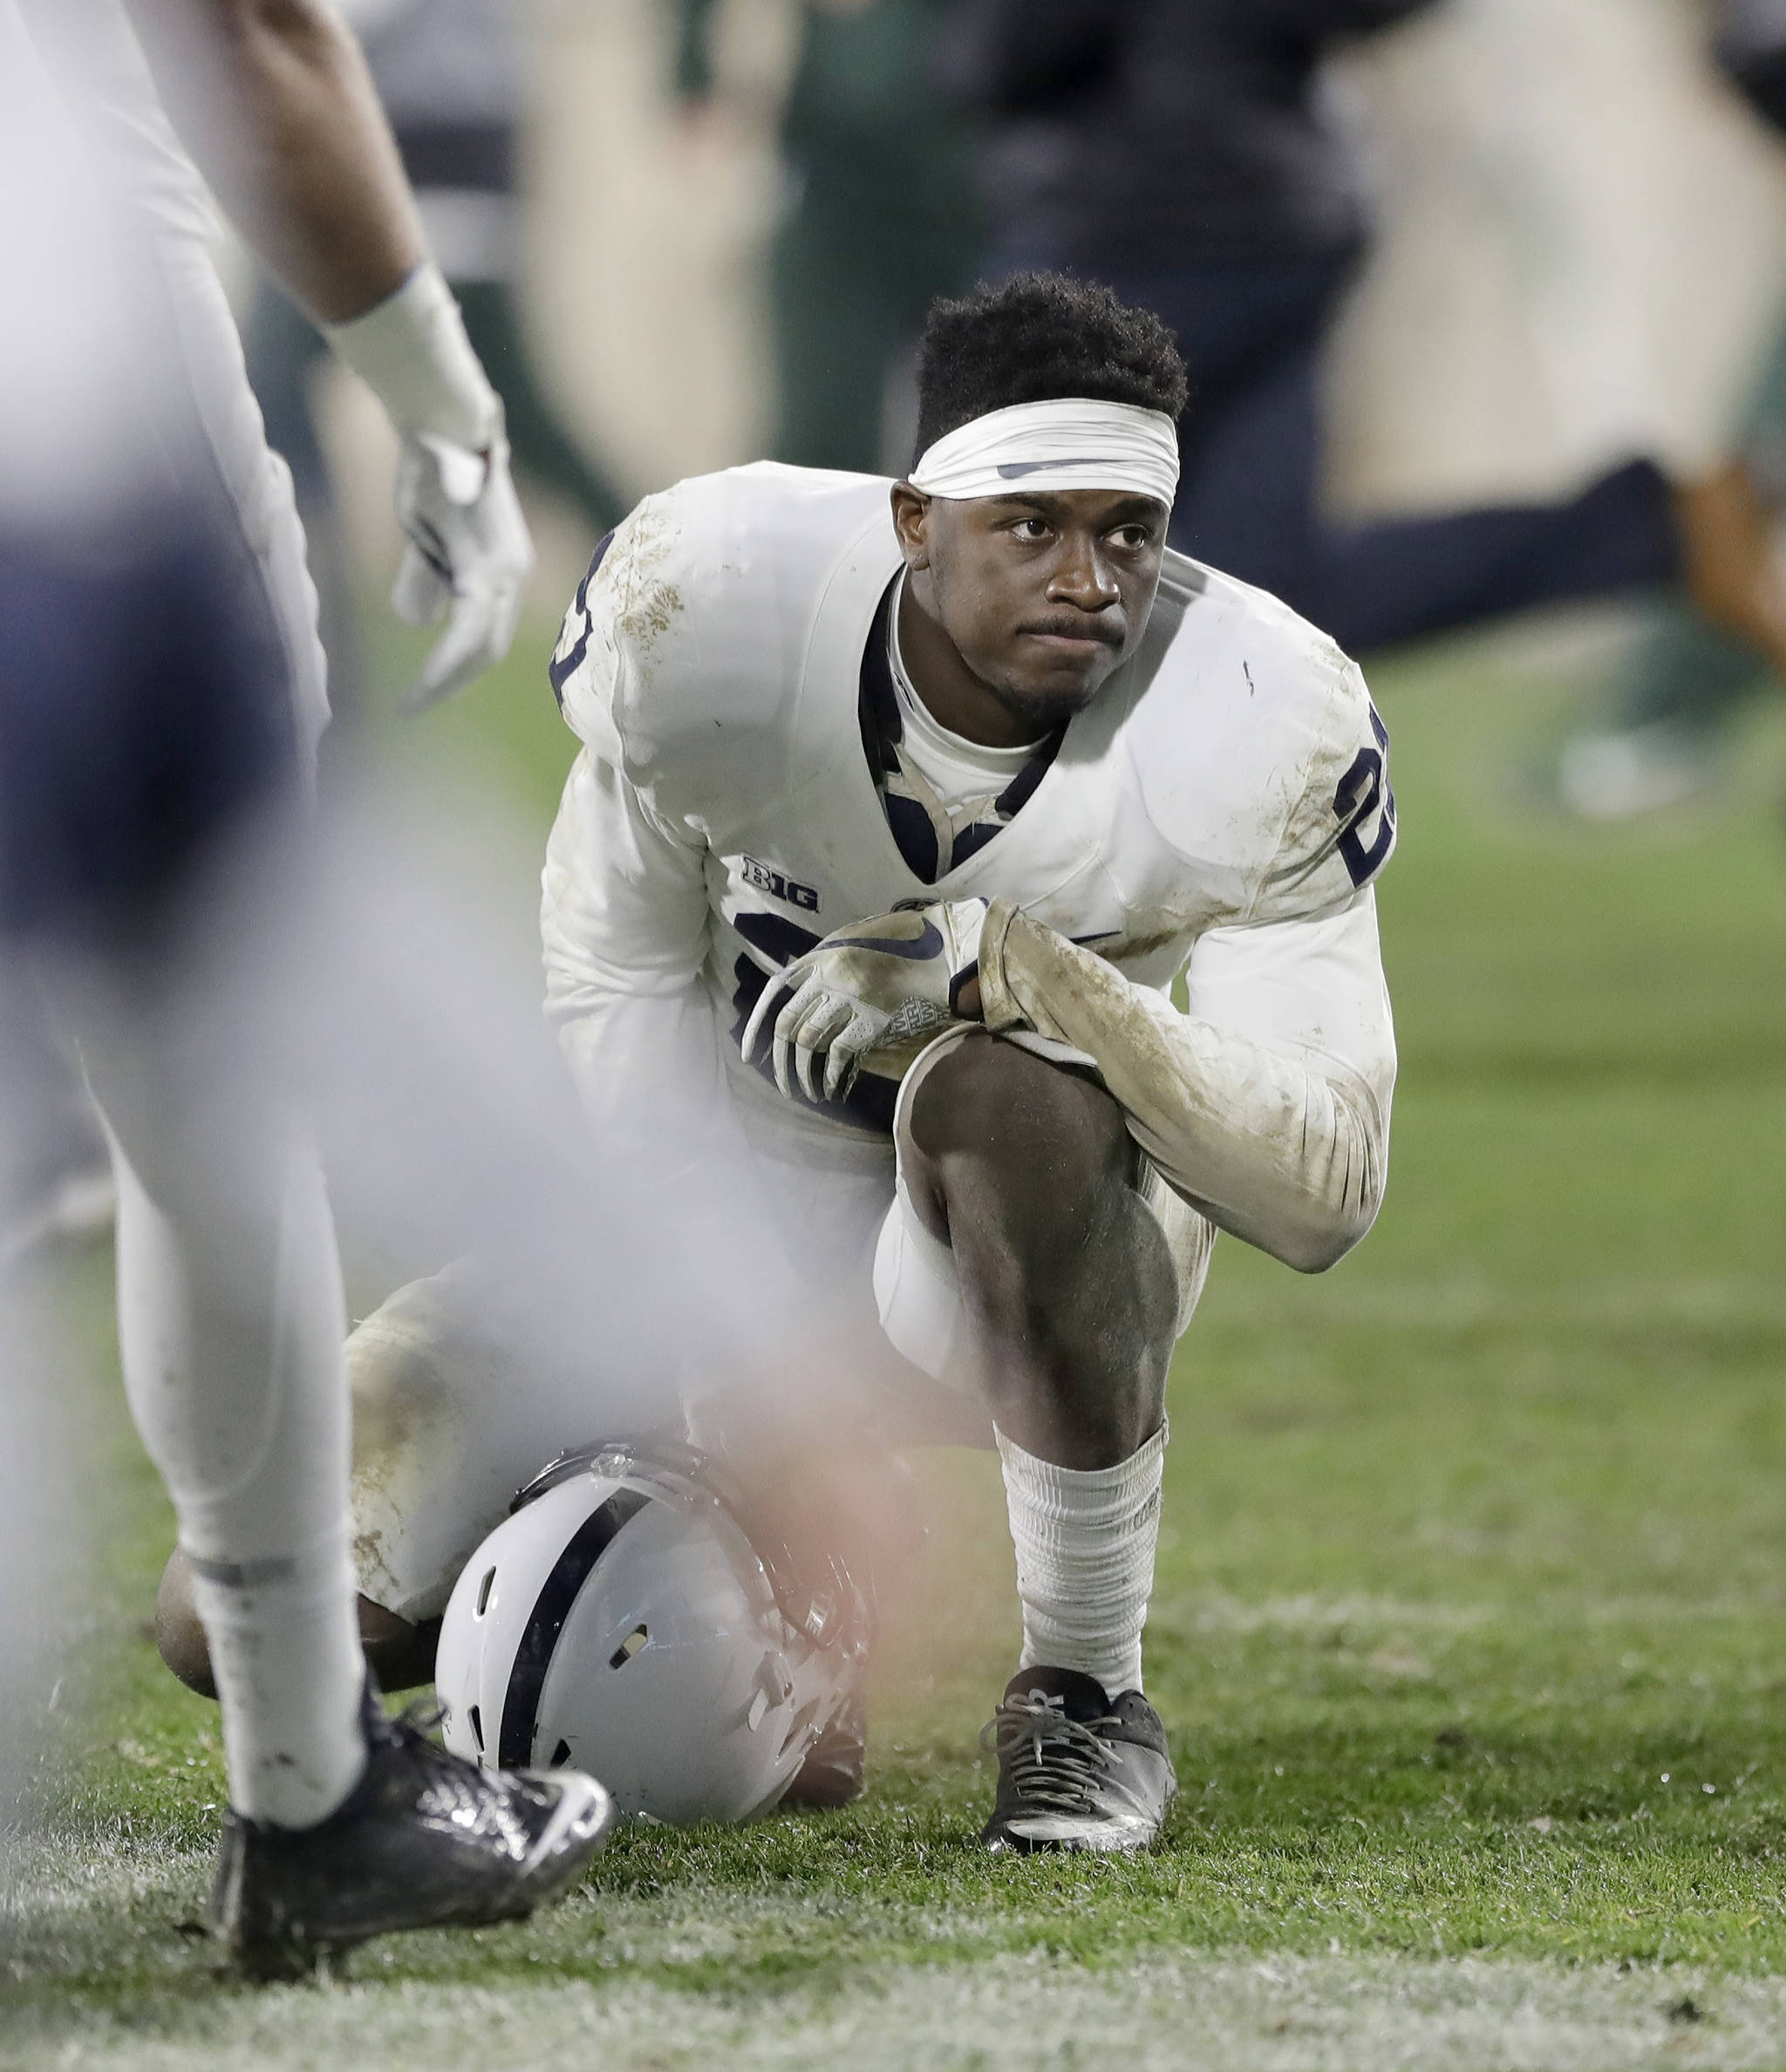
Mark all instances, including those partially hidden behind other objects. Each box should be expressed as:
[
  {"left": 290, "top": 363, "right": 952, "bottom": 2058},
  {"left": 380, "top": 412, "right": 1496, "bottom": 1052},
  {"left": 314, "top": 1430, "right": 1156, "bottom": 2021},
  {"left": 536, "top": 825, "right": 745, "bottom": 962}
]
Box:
[
  {"left": 323, "top": 260, "right": 501, "bottom": 452},
  {"left": 907, "top": 398, "right": 1181, "bottom": 505}
]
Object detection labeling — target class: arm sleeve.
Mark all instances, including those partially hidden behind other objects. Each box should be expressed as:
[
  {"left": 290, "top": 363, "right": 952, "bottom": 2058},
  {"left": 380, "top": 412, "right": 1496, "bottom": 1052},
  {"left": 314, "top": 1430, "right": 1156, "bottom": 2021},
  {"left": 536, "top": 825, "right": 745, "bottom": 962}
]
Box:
[
  {"left": 542, "top": 747, "right": 734, "bottom": 1158},
  {"left": 977, "top": 890, "right": 1395, "bottom": 1273}
]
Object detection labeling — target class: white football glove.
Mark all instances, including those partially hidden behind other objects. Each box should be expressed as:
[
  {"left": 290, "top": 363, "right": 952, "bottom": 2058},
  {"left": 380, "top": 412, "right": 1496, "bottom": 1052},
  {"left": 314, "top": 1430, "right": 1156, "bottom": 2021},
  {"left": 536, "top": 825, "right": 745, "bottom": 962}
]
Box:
[
  {"left": 391, "top": 430, "right": 534, "bottom": 712},
  {"left": 742, "top": 899, "right": 988, "bottom": 1104}
]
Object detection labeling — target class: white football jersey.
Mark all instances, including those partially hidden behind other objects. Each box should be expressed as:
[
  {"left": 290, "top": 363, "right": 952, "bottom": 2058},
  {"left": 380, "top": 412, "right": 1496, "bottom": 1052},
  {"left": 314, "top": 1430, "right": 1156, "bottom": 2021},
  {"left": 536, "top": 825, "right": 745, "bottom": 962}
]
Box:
[{"left": 543, "top": 463, "right": 1397, "bottom": 1264}]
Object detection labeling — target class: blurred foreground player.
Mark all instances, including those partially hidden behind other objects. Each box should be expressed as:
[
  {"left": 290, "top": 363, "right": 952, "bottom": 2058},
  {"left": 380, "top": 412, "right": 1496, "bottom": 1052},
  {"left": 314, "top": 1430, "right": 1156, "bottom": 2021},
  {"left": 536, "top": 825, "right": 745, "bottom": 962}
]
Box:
[
  {"left": 196, "top": 276, "right": 1396, "bottom": 1855},
  {"left": 0, "top": 0, "right": 608, "bottom": 1975}
]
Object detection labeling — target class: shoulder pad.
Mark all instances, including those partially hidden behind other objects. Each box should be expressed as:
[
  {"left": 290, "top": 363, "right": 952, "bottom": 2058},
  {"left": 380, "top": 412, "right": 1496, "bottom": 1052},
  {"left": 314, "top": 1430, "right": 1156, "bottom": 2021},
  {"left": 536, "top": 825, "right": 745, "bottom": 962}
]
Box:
[
  {"left": 1126, "top": 564, "right": 1396, "bottom": 922},
  {"left": 549, "top": 467, "right": 893, "bottom": 777}
]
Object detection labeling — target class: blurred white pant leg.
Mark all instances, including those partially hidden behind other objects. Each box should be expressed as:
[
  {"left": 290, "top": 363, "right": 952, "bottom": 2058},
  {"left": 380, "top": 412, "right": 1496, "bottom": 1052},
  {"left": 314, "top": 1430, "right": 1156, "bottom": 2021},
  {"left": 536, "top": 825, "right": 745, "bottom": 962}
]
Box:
[
  {"left": 96, "top": 181, "right": 358, "bottom": 1828},
  {"left": 58, "top": 330, "right": 357, "bottom": 1826},
  {"left": 65, "top": 958, "right": 366, "bottom": 1830}
]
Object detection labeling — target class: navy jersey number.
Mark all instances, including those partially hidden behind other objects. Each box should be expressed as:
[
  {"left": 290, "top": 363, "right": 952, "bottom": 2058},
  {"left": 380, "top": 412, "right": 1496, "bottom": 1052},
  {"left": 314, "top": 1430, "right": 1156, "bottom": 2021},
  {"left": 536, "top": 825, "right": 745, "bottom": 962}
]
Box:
[{"left": 1333, "top": 705, "right": 1397, "bottom": 889}]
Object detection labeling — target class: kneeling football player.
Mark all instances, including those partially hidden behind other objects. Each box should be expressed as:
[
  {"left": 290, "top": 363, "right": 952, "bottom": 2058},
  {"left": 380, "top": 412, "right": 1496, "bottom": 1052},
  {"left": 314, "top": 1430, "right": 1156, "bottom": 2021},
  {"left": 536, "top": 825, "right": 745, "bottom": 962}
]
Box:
[{"left": 161, "top": 273, "right": 1397, "bottom": 1854}]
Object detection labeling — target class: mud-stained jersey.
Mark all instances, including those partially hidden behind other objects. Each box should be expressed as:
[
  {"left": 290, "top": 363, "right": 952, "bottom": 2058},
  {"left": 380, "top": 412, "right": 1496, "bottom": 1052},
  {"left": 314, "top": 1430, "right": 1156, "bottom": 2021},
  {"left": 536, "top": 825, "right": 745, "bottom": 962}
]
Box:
[{"left": 542, "top": 463, "right": 1397, "bottom": 1271}]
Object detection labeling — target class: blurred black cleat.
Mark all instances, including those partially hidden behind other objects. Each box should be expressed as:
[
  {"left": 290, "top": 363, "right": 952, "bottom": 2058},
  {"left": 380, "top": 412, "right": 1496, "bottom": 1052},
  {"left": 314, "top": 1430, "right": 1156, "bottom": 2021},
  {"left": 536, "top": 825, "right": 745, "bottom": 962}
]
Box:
[{"left": 211, "top": 1686, "right": 611, "bottom": 1980}]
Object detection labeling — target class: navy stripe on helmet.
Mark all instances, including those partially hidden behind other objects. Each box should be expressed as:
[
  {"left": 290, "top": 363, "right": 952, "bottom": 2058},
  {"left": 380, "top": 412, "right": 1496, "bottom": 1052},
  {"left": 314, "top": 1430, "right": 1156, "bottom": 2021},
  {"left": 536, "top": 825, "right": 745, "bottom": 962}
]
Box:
[{"left": 498, "top": 1489, "right": 649, "bottom": 1770}]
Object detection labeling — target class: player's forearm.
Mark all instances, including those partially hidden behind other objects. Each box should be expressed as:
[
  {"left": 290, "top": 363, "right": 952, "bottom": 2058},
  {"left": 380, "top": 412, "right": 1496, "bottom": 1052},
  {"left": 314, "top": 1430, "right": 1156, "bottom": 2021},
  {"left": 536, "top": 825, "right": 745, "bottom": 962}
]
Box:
[
  {"left": 978, "top": 904, "right": 1390, "bottom": 1272},
  {"left": 126, "top": 0, "right": 423, "bottom": 321}
]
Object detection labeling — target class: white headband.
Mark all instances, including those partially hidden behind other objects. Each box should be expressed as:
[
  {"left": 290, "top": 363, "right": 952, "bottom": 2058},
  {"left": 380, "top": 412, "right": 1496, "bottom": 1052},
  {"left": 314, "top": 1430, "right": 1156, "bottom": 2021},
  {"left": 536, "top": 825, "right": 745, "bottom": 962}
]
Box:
[{"left": 907, "top": 398, "right": 1180, "bottom": 507}]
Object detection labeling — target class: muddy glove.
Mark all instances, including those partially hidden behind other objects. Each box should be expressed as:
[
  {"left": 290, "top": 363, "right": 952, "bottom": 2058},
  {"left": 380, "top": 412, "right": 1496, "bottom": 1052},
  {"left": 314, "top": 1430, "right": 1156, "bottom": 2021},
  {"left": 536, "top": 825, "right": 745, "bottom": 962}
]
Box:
[{"left": 742, "top": 899, "right": 989, "bottom": 1103}]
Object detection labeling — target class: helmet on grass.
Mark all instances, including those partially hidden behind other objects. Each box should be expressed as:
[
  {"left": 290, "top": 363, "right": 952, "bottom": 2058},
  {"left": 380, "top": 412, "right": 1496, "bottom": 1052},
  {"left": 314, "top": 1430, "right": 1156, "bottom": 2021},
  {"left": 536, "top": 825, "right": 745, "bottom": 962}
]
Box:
[{"left": 434, "top": 1441, "right": 870, "bottom": 1824}]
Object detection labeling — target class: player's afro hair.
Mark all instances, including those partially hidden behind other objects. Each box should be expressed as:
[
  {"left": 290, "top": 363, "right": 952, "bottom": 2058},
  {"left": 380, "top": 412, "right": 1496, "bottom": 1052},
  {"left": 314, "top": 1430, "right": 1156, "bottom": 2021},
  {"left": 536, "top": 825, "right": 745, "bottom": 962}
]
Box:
[{"left": 911, "top": 273, "right": 1188, "bottom": 464}]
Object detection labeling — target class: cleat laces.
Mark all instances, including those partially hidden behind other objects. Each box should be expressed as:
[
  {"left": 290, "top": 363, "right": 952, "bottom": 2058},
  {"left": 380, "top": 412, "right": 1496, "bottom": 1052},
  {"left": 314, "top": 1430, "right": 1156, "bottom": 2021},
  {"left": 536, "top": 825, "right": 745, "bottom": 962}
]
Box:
[{"left": 981, "top": 1691, "right": 1122, "bottom": 1815}]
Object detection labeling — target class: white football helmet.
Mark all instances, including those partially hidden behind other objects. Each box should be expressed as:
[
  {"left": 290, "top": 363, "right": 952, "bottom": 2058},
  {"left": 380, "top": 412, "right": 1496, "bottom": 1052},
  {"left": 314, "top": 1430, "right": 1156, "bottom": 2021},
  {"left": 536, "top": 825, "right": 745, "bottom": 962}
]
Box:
[{"left": 434, "top": 1442, "right": 871, "bottom": 1825}]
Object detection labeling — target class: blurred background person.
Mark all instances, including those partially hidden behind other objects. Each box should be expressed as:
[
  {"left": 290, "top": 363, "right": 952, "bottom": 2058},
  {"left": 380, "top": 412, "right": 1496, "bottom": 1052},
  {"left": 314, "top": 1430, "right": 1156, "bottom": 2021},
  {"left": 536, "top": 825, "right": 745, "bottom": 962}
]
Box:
[
  {"left": 937, "top": 0, "right": 1786, "bottom": 692},
  {"left": 674, "top": 0, "right": 979, "bottom": 474},
  {"left": 1558, "top": 0, "right": 1786, "bottom": 817},
  {"left": 242, "top": 0, "right": 624, "bottom": 726}
]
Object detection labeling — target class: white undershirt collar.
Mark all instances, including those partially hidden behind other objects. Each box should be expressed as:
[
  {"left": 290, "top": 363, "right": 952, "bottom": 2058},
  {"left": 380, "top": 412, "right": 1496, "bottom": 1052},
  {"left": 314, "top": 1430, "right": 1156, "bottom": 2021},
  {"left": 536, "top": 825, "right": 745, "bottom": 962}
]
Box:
[{"left": 886, "top": 575, "right": 1039, "bottom": 814}]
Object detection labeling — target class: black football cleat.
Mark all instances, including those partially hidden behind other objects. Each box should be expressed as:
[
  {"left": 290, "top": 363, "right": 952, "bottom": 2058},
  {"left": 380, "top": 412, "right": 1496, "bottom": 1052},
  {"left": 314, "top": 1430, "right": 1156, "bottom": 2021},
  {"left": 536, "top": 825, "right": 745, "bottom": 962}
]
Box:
[
  {"left": 980, "top": 1666, "right": 1176, "bottom": 1855},
  {"left": 211, "top": 1687, "right": 612, "bottom": 1980},
  {"left": 779, "top": 1687, "right": 867, "bottom": 1810}
]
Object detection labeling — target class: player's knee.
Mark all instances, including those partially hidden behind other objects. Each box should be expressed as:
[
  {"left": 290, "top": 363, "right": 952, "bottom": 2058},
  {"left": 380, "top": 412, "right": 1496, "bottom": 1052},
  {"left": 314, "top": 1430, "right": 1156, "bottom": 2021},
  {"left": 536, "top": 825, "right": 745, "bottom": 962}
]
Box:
[
  {"left": 346, "top": 1277, "right": 464, "bottom": 1480},
  {"left": 903, "top": 1032, "right": 1133, "bottom": 1237}
]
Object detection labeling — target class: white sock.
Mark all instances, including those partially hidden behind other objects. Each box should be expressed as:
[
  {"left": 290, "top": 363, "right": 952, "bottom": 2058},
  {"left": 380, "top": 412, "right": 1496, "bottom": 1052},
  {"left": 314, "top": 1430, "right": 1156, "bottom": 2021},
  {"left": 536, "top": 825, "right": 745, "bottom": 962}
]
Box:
[
  {"left": 994, "top": 1421, "right": 1166, "bottom": 1698},
  {"left": 187, "top": 1536, "right": 368, "bottom": 1828}
]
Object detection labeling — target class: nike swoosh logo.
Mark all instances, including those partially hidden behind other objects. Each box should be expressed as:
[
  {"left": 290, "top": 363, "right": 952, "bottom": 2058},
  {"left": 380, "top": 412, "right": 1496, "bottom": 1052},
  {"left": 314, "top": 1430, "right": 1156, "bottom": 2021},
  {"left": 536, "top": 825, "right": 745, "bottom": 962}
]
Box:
[
  {"left": 826, "top": 918, "right": 944, "bottom": 961},
  {"left": 996, "top": 460, "right": 1107, "bottom": 478}
]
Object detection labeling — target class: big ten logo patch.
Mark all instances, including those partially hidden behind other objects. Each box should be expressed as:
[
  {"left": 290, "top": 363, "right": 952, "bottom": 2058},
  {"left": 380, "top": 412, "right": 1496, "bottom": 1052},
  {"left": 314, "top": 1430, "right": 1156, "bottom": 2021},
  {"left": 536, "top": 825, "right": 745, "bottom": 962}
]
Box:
[{"left": 740, "top": 856, "right": 821, "bottom": 913}]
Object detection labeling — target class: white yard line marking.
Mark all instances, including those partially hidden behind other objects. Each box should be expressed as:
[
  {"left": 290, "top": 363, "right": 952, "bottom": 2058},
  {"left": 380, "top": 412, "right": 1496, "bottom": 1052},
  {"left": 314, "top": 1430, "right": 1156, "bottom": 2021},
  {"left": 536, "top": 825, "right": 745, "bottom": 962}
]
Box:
[{"left": 3, "top": 1949, "right": 1781, "bottom": 2071}]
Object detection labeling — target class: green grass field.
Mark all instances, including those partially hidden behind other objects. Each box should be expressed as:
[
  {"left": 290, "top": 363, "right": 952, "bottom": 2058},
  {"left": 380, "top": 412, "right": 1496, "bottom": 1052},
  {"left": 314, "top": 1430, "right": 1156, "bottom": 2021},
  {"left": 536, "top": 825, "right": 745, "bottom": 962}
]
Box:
[{"left": 5, "top": 607, "right": 1786, "bottom": 2069}]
